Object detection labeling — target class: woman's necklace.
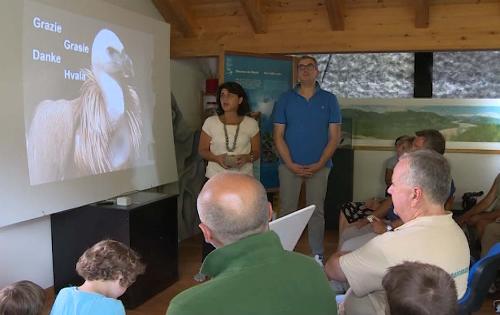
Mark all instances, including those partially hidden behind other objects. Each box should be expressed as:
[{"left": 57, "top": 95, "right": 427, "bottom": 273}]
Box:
[{"left": 223, "top": 117, "right": 241, "bottom": 152}]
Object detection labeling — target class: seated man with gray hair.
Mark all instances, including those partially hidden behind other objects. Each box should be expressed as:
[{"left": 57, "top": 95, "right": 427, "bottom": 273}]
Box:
[
  {"left": 167, "top": 172, "right": 337, "bottom": 315},
  {"left": 325, "top": 150, "right": 469, "bottom": 315}
]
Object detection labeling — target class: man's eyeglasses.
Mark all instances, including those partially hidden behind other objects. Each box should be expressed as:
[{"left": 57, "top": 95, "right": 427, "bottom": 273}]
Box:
[{"left": 298, "top": 63, "right": 316, "bottom": 71}]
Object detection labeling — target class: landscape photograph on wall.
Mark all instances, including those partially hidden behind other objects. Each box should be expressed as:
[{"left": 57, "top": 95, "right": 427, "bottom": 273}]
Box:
[{"left": 340, "top": 99, "right": 500, "bottom": 150}]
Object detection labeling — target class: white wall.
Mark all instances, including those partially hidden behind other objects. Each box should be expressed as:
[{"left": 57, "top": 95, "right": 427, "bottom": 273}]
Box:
[
  {"left": 171, "top": 58, "right": 216, "bottom": 130},
  {"left": 0, "top": 0, "right": 170, "bottom": 289},
  {"left": 0, "top": 217, "right": 54, "bottom": 288},
  {"left": 353, "top": 150, "right": 393, "bottom": 200},
  {"left": 447, "top": 153, "right": 500, "bottom": 200},
  {"left": 353, "top": 150, "right": 500, "bottom": 207}
]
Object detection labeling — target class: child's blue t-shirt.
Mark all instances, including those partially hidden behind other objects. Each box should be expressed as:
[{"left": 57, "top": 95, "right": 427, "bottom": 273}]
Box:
[{"left": 50, "top": 286, "right": 125, "bottom": 315}]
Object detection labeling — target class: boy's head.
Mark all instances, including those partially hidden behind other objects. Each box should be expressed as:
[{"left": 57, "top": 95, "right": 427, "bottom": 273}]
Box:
[
  {"left": 382, "top": 261, "right": 457, "bottom": 315},
  {"left": 76, "top": 239, "right": 145, "bottom": 296},
  {"left": 394, "top": 135, "right": 414, "bottom": 157},
  {"left": 0, "top": 280, "right": 46, "bottom": 315}
]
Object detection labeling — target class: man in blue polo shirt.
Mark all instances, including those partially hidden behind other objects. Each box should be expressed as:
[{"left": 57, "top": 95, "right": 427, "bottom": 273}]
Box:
[{"left": 272, "top": 55, "right": 342, "bottom": 263}]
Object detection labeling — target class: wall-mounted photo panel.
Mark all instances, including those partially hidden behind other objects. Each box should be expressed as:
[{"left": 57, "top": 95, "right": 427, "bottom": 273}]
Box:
[{"left": 341, "top": 98, "right": 500, "bottom": 152}]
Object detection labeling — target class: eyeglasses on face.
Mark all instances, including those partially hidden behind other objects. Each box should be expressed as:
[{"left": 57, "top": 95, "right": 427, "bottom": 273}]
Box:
[{"left": 298, "top": 63, "right": 316, "bottom": 71}]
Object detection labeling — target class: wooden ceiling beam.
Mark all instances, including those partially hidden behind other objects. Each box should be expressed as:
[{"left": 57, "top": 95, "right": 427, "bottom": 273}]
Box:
[
  {"left": 240, "top": 0, "right": 267, "bottom": 34},
  {"left": 153, "top": 0, "right": 198, "bottom": 37},
  {"left": 170, "top": 1, "right": 500, "bottom": 58},
  {"left": 325, "top": 0, "right": 344, "bottom": 31},
  {"left": 415, "top": 0, "right": 430, "bottom": 28}
]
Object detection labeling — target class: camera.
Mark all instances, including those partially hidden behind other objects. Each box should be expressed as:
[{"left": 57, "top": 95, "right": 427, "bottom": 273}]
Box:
[{"left": 462, "top": 191, "right": 484, "bottom": 211}]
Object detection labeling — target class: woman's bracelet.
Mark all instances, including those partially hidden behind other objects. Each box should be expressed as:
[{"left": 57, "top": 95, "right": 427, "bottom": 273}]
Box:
[{"left": 249, "top": 152, "right": 254, "bottom": 163}]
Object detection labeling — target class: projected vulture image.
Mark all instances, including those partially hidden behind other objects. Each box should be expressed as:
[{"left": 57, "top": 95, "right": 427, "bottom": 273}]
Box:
[{"left": 23, "top": 1, "right": 155, "bottom": 185}]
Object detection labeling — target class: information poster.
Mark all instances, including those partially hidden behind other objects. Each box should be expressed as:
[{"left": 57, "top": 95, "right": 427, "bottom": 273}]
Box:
[{"left": 224, "top": 53, "right": 293, "bottom": 188}]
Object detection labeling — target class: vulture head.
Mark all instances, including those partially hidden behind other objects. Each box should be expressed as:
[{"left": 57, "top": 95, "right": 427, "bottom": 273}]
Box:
[
  {"left": 91, "top": 29, "right": 134, "bottom": 80},
  {"left": 90, "top": 29, "right": 136, "bottom": 124}
]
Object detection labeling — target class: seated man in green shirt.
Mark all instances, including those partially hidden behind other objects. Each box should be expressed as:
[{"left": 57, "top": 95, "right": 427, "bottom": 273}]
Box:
[{"left": 166, "top": 173, "right": 337, "bottom": 315}]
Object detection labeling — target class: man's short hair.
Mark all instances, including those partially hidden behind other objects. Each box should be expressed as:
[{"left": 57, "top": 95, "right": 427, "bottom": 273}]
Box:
[
  {"left": 297, "top": 55, "right": 318, "bottom": 67},
  {"left": 382, "top": 261, "right": 458, "bottom": 315},
  {"left": 399, "top": 149, "right": 451, "bottom": 205},
  {"left": 198, "top": 174, "right": 270, "bottom": 245},
  {"left": 415, "top": 129, "right": 446, "bottom": 155},
  {"left": 395, "top": 135, "right": 412, "bottom": 146},
  {"left": 76, "top": 239, "right": 145, "bottom": 287},
  {"left": 395, "top": 135, "right": 414, "bottom": 153},
  {"left": 0, "top": 280, "right": 46, "bottom": 315}
]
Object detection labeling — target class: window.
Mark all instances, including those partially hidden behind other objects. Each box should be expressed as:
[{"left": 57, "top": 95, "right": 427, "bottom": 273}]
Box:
[
  {"left": 312, "top": 53, "right": 414, "bottom": 98},
  {"left": 433, "top": 51, "right": 500, "bottom": 98}
]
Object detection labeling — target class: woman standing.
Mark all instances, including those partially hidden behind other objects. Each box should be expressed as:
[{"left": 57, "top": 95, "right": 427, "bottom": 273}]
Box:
[
  {"left": 196, "top": 81, "right": 260, "bottom": 270},
  {"left": 199, "top": 81, "right": 260, "bottom": 179}
]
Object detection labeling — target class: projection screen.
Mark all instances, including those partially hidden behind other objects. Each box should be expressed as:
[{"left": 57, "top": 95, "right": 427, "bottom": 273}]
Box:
[{"left": 0, "top": 0, "right": 177, "bottom": 228}]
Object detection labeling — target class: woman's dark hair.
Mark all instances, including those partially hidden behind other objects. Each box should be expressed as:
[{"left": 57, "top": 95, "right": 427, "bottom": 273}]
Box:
[{"left": 216, "top": 81, "right": 250, "bottom": 116}]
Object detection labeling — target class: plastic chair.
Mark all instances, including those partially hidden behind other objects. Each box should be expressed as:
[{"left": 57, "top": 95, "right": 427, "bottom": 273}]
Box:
[{"left": 458, "top": 242, "right": 500, "bottom": 315}]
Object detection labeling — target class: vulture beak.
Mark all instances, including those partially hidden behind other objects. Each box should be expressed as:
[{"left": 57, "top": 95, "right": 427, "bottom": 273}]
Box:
[
  {"left": 120, "top": 51, "right": 134, "bottom": 79},
  {"left": 106, "top": 46, "right": 135, "bottom": 79}
]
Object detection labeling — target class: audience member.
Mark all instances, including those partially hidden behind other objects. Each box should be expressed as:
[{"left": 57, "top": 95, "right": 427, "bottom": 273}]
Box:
[
  {"left": 382, "top": 261, "right": 458, "bottom": 315},
  {"left": 0, "top": 280, "right": 46, "bottom": 315},
  {"left": 325, "top": 150, "right": 469, "bottom": 315},
  {"left": 167, "top": 173, "right": 337, "bottom": 315},
  {"left": 50, "top": 239, "right": 145, "bottom": 315},
  {"left": 458, "top": 173, "right": 500, "bottom": 239},
  {"left": 413, "top": 129, "right": 456, "bottom": 210},
  {"left": 338, "top": 129, "right": 451, "bottom": 252},
  {"left": 337, "top": 135, "right": 413, "bottom": 246},
  {"left": 384, "top": 135, "right": 413, "bottom": 187},
  {"left": 272, "top": 55, "right": 341, "bottom": 264},
  {"left": 413, "top": 129, "right": 446, "bottom": 154},
  {"left": 481, "top": 220, "right": 500, "bottom": 258}
]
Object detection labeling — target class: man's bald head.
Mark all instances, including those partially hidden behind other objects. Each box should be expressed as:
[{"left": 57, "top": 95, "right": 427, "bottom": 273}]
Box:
[{"left": 197, "top": 173, "right": 270, "bottom": 246}]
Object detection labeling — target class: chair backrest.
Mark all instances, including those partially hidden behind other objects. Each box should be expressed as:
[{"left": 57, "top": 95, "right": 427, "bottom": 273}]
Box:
[{"left": 458, "top": 242, "right": 500, "bottom": 315}]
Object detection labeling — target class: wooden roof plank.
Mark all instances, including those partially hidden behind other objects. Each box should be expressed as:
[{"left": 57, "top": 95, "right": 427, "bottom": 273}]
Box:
[
  {"left": 240, "top": 0, "right": 268, "bottom": 34},
  {"left": 153, "top": 0, "right": 199, "bottom": 37},
  {"left": 169, "top": 1, "right": 500, "bottom": 57},
  {"left": 325, "top": 0, "right": 345, "bottom": 31},
  {"left": 415, "top": 0, "right": 429, "bottom": 28}
]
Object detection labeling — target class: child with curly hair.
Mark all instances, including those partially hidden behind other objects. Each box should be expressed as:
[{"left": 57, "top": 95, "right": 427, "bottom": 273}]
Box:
[{"left": 50, "top": 239, "right": 145, "bottom": 315}]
